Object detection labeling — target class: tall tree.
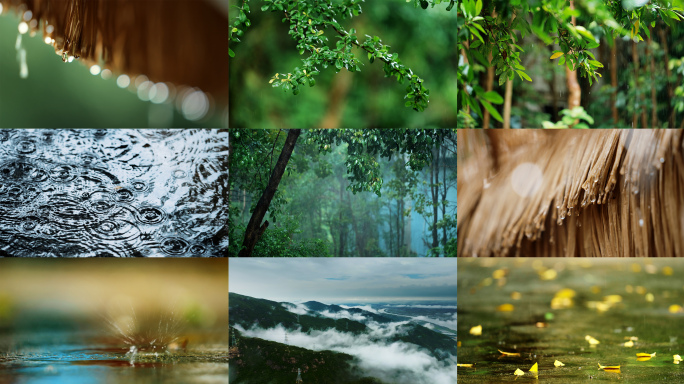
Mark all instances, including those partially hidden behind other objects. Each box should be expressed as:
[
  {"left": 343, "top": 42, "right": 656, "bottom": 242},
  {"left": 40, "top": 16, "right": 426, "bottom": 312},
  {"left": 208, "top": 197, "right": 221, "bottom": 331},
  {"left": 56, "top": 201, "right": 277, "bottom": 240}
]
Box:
[{"left": 238, "top": 129, "right": 301, "bottom": 257}]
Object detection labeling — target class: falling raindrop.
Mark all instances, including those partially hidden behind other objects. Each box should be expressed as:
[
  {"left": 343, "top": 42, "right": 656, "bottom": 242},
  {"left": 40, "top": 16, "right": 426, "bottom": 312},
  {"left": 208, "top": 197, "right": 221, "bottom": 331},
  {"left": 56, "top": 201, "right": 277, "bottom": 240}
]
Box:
[{"left": 15, "top": 33, "right": 28, "bottom": 79}]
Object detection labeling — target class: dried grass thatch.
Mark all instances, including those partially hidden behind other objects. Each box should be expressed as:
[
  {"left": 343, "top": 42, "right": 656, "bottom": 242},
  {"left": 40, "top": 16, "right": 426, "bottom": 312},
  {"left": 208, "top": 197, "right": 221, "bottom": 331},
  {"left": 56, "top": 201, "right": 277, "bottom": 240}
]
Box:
[
  {"left": 458, "top": 129, "right": 684, "bottom": 257},
  {"left": 1, "top": 0, "right": 228, "bottom": 101}
]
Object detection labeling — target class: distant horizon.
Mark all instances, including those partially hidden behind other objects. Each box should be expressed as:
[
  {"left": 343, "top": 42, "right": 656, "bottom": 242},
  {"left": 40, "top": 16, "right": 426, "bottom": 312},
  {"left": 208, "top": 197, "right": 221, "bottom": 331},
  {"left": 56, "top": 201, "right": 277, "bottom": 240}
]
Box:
[
  {"left": 229, "top": 258, "right": 456, "bottom": 303},
  {"left": 230, "top": 291, "right": 457, "bottom": 305}
]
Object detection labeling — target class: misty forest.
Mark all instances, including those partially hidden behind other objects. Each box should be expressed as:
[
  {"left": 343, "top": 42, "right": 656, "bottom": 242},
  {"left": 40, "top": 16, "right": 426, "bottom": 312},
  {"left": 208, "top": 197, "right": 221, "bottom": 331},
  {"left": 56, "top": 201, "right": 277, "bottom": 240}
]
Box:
[{"left": 228, "top": 129, "right": 456, "bottom": 257}]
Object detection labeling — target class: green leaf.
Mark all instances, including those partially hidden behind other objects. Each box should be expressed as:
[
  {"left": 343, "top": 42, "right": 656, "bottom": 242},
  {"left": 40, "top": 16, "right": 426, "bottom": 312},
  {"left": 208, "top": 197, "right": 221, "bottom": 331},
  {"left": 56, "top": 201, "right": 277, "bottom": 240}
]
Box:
[
  {"left": 480, "top": 99, "right": 503, "bottom": 122},
  {"left": 575, "top": 26, "right": 596, "bottom": 42},
  {"left": 482, "top": 91, "right": 503, "bottom": 104},
  {"left": 475, "top": 0, "right": 482, "bottom": 15},
  {"left": 470, "top": 50, "right": 489, "bottom": 67},
  {"left": 229, "top": 48, "right": 235, "bottom": 58},
  {"left": 515, "top": 70, "right": 532, "bottom": 82}
]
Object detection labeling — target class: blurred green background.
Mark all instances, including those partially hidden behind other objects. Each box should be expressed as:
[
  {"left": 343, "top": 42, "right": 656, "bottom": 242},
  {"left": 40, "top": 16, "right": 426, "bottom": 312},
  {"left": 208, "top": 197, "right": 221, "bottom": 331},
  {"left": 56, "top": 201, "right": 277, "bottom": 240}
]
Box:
[
  {"left": 228, "top": 0, "right": 457, "bottom": 128},
  {"left": 0, "top": 12, "right": 227, "bottom": 128}
]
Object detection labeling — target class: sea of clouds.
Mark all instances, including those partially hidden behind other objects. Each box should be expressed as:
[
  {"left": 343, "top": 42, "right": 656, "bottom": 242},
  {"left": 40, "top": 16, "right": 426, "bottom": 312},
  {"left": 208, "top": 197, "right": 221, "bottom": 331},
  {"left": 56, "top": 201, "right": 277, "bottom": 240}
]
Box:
[{"left": 234, "top": 321, "right": 457, "bottom": 384}]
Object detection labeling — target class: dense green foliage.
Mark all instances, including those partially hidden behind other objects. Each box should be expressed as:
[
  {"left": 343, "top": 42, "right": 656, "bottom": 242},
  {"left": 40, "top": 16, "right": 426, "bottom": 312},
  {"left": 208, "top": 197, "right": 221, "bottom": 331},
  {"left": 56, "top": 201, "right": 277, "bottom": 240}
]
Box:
[
  {"left": 229, "top": 1, "right": 456, "bottom": 128},
  {"left": 229, "top": 129, "right": 456, "bottom": 256},
  {"left": 230, "top": 326, "right": 380, "bottom": 384},
  {"left": 457, "top": 0, "right": 684, "bottom": 127}
]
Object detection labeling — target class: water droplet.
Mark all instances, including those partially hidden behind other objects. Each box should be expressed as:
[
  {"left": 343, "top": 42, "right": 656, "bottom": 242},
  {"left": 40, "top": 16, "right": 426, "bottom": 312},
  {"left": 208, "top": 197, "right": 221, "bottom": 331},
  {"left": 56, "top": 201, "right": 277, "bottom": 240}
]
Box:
[
  {"left": 160, "top": 237, "right": 189, "bottom": 256},
  {"left": 20, "top": 216, "right": 38, "bottom": 231},
  {"left": 639, "top": 219, "right": 644, "bottom": 227},
  {"left": 660, "top": 157, "right": 665, "bottom": 163},
  {"left": 16, "top": 140, "right": 36, "bottom": 154},
  {"left": 116, "top": 188, "right": 134, "bottom": 202},
  {"left": 189, "top": 245, "right": 206, "bottom": 255},
  {"left": 18, "top": 22, "right": 28, "bottom": 34},
  {"left": 90, "top": 65, "right": 101, "bottom": 76},
  {"left": 136, "top": 206, "right": 165, "bottom": 224},
  {"left": 173, "top": 169, "right": 186, "bottom": 179},
  {"left": 49, "top": 165, "right": 75, "bottom": 182}
]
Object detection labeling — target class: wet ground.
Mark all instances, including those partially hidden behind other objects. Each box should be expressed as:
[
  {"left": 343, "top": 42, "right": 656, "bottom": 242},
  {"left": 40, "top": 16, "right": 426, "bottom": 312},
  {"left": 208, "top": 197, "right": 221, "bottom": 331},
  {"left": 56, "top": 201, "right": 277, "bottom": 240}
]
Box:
[
  {"left": 458, "top": 258, "right": 684, "bottom": 383},
  {"left": 0, "top": 328, "right": 228, "bottom": 384},
  {"left": 0, "top": 129, "right": 229, "bottom": 256}
]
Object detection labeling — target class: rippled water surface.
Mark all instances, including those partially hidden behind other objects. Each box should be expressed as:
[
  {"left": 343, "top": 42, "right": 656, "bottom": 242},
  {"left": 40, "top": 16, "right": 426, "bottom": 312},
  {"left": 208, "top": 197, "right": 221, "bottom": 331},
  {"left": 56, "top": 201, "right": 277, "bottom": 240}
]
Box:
[
  {"left": 0, "top": 129, "right": 228, "bottom": 257},
  {"left": 0, "top": 329, "right": 229, "bottom": 384}
]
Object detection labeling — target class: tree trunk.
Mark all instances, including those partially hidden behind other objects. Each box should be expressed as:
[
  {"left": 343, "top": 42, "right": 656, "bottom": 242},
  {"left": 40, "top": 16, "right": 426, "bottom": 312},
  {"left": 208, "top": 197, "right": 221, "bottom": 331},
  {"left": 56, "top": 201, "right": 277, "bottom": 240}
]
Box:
[
  {"left": 632, "top": 40, "right": 640, "bottom": 128},
  {"left": 431, "top": 147, "right": 439, "bottom": 251},
  {"left": 238, "top": 129, "right": 301, "bottom": 256},
  {"left": 318, "top": 69, "right": 352, "bottom": 129},
  {"left": 566, "top": 1, "right": 581, "bottom": 110},
  {"left": 548, "top": 46, "right": 559, "bottom": 122},
  {"left": 649, "top": 27, "right": 657, "bottom": 128},
  {"left": 441, "top": 144, "right": 448, "bottom": 255},
  {"left": 659, "top": 26, "right": 675, "bottom": 128},
  {"left": 503, "top": 79, "right": 512, "bottom": 128},
  {"left": 338, "top": 176, "right": 347, "bottom": 257},
  {"left": 483, "top": 51, "right": 494, "bottom": 129},
  {"left": 387, "top": 201, "right": 394, "bottom": 256},
  {"left": 611, "top": 40, "right": 619, "bottom": 124}
]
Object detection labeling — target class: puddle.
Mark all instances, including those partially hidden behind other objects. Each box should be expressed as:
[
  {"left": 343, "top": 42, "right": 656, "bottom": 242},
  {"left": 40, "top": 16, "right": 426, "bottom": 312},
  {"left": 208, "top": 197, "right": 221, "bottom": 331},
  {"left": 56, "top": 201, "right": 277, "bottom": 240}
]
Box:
[
  {"left": 458, "top": 259, "right": 684, "bottom": 383},
  {"left": 0, "top": 329, "right": 228, "bottom": 384},
  {"left": 0, "top": 129, "right": 229, "bottom": 257}
]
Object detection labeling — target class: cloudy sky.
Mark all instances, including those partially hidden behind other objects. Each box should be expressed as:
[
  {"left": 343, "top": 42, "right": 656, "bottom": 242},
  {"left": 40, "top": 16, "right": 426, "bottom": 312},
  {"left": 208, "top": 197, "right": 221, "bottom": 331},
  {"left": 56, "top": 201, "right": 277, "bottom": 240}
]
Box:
[{"left": 229, "top": 258, "right": 456, "bottom": 303}]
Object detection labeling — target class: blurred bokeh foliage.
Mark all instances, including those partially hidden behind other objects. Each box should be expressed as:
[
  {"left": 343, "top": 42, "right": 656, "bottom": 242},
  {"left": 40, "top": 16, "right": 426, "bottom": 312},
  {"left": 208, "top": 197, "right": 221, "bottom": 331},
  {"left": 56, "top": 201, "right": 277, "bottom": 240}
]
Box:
[{"left": 229, "top": 0, "right": 457, "bottom": 128}]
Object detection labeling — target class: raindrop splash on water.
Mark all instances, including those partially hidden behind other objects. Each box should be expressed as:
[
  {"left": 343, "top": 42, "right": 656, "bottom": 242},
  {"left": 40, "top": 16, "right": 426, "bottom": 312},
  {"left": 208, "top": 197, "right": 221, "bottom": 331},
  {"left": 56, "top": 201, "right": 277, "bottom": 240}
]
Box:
[{"left": 0, "top": 130, "right": 228, "bottom": 256}]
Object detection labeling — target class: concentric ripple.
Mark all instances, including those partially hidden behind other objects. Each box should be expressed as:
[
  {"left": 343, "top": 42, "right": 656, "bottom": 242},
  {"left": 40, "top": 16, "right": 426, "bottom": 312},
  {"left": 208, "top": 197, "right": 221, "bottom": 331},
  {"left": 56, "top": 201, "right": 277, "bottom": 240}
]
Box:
[{"left": 0, "top": 129, "right": 229, "bottom": 257}]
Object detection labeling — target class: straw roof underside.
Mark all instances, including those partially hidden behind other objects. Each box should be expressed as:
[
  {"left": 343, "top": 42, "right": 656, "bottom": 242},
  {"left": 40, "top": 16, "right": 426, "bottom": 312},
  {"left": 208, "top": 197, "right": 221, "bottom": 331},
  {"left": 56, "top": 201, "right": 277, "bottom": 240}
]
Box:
[
  {"left": 2, "top": 0, "right": 228, "bottom": 101},
  {"left": 458, "top": 129, "right": 684, "bottom": 257}
]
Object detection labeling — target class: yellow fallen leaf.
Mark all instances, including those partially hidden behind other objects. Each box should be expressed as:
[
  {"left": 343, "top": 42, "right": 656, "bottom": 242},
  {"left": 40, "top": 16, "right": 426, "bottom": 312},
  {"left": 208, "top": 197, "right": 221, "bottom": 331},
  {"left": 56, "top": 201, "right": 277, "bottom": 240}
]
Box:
[
  {"left": 511, "top": 291, "right": 522, "bottom": 300},
  {"left": 551, "top": 289, "right": 576, "bottom": 309},
  {"left": 603, "top": 295, "right": 622, "bottom": 304},
  {"left": 497, "top": 303, "right": 515, "bottom": 312},
  {"left": 470, "top": 325, "right": 482, "bottom": 336},
  {"left": 499, "top": 349, "right": 521, "bottom": 357},
  {"left": 669, "top": 304, "right": 683, "bottom": 313},
  {"left": 646, "top": 293, "right": 655, "bottom": 302},
  {"left": 663, "top": 266, "right": 674, "bottom": 276},
  {"left": 554, "top": 360, "right": 565, "bottom": 367},
  {"left": 624, "top": 336, "right": 639, "bottom": 341},
  {"left": 529, "top": 362, "right": 538, "bottom": 373},
  {"left": 555, "top": 288, "right": 576, "bottom": 299},
  {"left": 623, "top": 340, "right": 634, "bottom": 347},
  {"left": 598, "top": 363, "right": 621, "bottom": 370},
  {"left": 585, "top": 335, "right": 600, "bottom": 345},
  {"left": 492, "top": 268, "right": 507, "bottom": 279},
  {"left": 540, "top": 269, "right": 558, "bottom": 280},
  {"left": 514, "top": 368, "right": 525, "bottom": 376},
  {"left": 457, "top": 341, "right": 461, "bottom": 347},
  {"left": 637, "top": 356, "right": 653, "bottom": 362},
  {"left": 674, "top": 355, "right": 682, "bottom": 364},
  {"left": 457, "top": 364, "right": 474, "bottom": 368},
  {"left": 637, "top": 352, "right": 656, "bottom": 358}
]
